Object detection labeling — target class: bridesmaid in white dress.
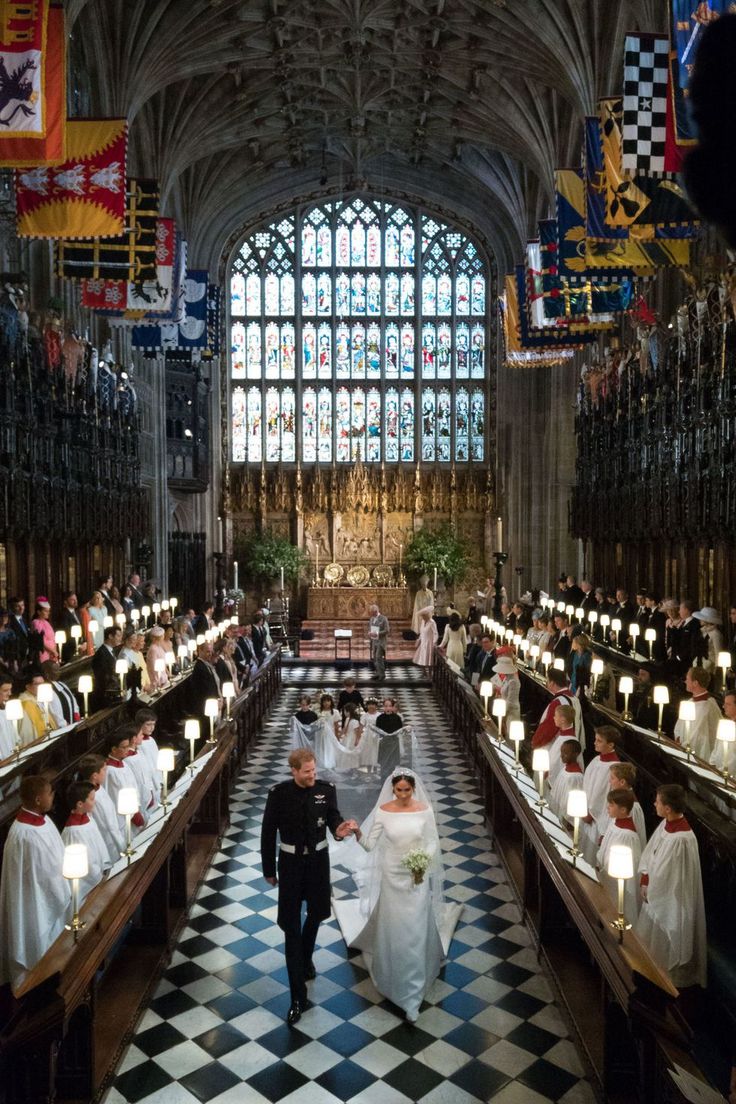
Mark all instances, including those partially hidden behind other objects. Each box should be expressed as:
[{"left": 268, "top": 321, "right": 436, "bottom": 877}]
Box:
[
  {"left": 335, "top": 703, "right": 363, "bottom": 769},
  {"left": 334, "top": 770, "right": 461, "bottom": 1022},
  {"left": 313, "top": 694, "right": 343, "bottom": 770}
]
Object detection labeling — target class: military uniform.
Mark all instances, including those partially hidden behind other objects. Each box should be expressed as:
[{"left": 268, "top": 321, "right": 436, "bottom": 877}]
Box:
[{"left": 261, "top": 778, "right": 344, "bottom": 1007}]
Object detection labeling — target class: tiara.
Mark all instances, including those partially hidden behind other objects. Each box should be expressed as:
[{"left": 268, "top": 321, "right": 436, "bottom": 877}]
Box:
[{"left": 391, "top": 768, "right": 416, "bottom": 780}]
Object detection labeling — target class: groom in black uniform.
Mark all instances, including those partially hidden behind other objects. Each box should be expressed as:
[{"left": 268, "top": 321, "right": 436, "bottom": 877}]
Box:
[{"left": 261, "top": 748, "right": 357, "bottom": 1025}]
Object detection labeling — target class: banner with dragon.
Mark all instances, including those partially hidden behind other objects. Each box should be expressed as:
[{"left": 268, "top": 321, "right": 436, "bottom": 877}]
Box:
[{"left": 0, "top": 2, "right": 66, "bottom": 167}]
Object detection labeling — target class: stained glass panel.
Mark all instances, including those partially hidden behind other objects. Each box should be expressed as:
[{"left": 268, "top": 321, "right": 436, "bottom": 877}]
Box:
[
  {"left": 366, "top": 324, "right": 381, "bottom": 379},
  {"left": 264, "top": 322, "right": 279, "bottom": 378},
  {"left": 231, "top": 322, "right": 246, "bottom": 378},
  {"left": 282, "top": 387, "right": 296, "bottom": 461},
  {"left": 386, "top": 222, "right": 400, "bottom": 267},
  {"left": 422, "top": 274, "right": 436, "bottom": 315},
  {"left": 437, "top": 274, "right": 452, "bottom": 315},
  {"left": 247, "top": 387, "right": 262, "bottom": 462},
  {"left": 437, "top": 324, "right": 452, "bottom": 379},
  {"left": 281, "top": 274, "right": 295, "bottom": 315},
  {"left": 400, "top": 389, "right": 414, "bottom": 461},
  {"left": 246, "top": 321, "right": 260, "bottom": 379},
  {"left": 336, "top": 323, "right": 350, "bottom": 378},
  {"left": 367, "top": 273, "right": 381, "bottom": 315},
  {"left": 351, "top": 221, "right": 366, "bottom": 266},
  {"left": 456, "top": 387, "right": 469, "bottom": 462},
  {"left": 317, "top": 224, "right": 331, "bottom": 266},
  {"left": 351, "top": 273, "right": 366, "bottom": 314},
  {"left": 336, "top": 225, "right": 350, "bottom": 266},
  {"left": 246, "top": 274, "right": 260, "bottom": 315},
  {"left": 421, "top": 389, "right": 435, "bottom": 461},
  {"left": 456, "top": 322, "right": 470, "bottom": 378},
  {"left": 367, "top": 224, "right": 381, "bottom": 266},
  {"left": 471, "top": 324, "right": 484, "bottom": 378},
  {"left": 422, "top": 323, "right": 436, "bottom": 380},
  {"left": 336, "top": 272, "right": 350, "bottom": 315},
  {"left": 385, "top": 323, "right": 399, "bottom": 379},
  {"left": 266, "top": 387, "right": 280, "bottom": 461},
  {"left": 385, "top": 273, "right": 399, "bottom": 315},
  {"left": 303, "top": 387, "right": 317, "bottom": 462},
  {"left": 366, "top": 388, "right": 381, "bottom": 461},
  {"left": 400, "top": 224, "right": 415, "bottom": 267},
  {"left": 281, "top": 323, "right": 296, "bottom": 379},
  {"left": 231, "top": 273, "right": 245, "bottom": 316},
  {"left": 336, "top": 387, "right": 350, "bottom": 461},
  {"left": 317, "top": 322, "right": 332, "bottom": 379},
  {"left": 385, "top": 388, "right": 399, "bottom": 461},
  {"left": 437, "top": 388, "right": 452, "bottom": 462},
  {"left": 472, "top": 275, "right": 485, "bottom": 315},
  {"left": 351, "top": 388, "right": 366, "bottom": 461},
  {"left": 303, "top": 323, "right": 317, "bottom": 379},
  {"left": 400, "top": 274, "right": 414, "bottom": 315},
  {"left": 265, "top": 274, "right": 279, "bottom": 315},
  {"left": 471, "top": 389, "right": 484, "bottom": 460},
  {"left": 456, "top": 274, "right": 470, "bottom": 315},
  {"left": 232, "top": 387, "right": 246, "bottom": 461},
  {"left": 400, "top": 324, "right": 414, "bottom": 379},
  {"left": 302, "top": 273, "right": 316, "bottom": 315},
  {"left": 352, "top": 323, "right": 366, "bottom": 379},
  {"left": 302, "top": 223, "right": 316, "bottom": 266},
  {"left": 317, "top": 387, "right": 332, "bottom": 461}
]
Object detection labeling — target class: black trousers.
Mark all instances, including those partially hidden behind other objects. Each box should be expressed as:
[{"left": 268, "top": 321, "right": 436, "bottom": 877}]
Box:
[{"left": 277, "top": 850, "right": 331, "bottom": 1004}]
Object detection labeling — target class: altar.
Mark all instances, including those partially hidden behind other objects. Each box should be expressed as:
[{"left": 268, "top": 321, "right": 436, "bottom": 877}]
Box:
[{"left": 307, "top": 586, "right": 411, "bottom": 620}]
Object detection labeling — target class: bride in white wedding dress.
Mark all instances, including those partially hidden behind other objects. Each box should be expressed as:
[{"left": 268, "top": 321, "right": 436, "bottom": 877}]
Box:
[{"left": 333, "top": 769, "right": 462, "bottom": 1022}]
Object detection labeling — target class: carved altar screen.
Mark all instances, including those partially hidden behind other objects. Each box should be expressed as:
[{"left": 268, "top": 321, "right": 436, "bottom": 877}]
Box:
[{"left": 229, "top": 196, "right": 488, "bottom": 464}]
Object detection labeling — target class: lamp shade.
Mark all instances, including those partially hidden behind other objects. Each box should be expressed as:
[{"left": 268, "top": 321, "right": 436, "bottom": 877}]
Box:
[
  {"left": 115, "top": 613, "right": 126, "bottom": 628},
  {"left": 611, "top": 618, "right": 622, "bottom": 633},
  {"left": 575, "top": 608, "right": 584, "bottom": 620},
  {"left": 653, "top": 685, "right": 669, "bottom": 705},
  {"left": 519, "top": 638, "right": 529, "bottom": 653},
  {"left": 170, "top": 597, "right": 179, "bottom": 610},
  {"left": 130, "top": 609, "right": 140, "bottom": 622},
  {"left": 717, "top": 718, "right": 736, "bottom": 745},
  {"left": 222, "top": 681, "right": 236, "bottom": 700},
  {"left": 553, "top": 658, "right": 566, "bottom": 671},
  {"left": 607, "top": 843, "right": 634, "bottom": 881},
  {"left": 116, "top": 787, "right": 139, "bottom": 816},
  {"left": 504, "top": 629, "right": 514, "bottom": 642},
  {"left": 557, "top": 601, "right": 566, "bottom": 612},
  {"left": 78, "top": 675, "right": 93, "bottom": 694},
  {"left": 165, "top": 652, "right": 175, "bottom": 669},
  {"left": 600, "top": 614, "right": 610, "bottom": 628},
  {"left": 184, "top": 719, "right": 200, "bottom": 741},
  {"left": 103, "top": 615, "right": 113, "bottom": 629},
  {"left": 480, "top": 680, "right": 493, "bottom": 700},
  {"left": 718, "top": 651, "right": 731, "bottom": 669},
  {"left": 157, "top": 747, "right": 176, "bottom": 772},
  {"left": 229, "top": 615, "right": 238, "bottom": 626},
  {"left": 565, "top": 605, "right": 574, "bottom": 616},
  {"left": 161, "top": 600, "right": 170, "bottom": 611},
  {"left": 5, "top": 698, "right": 23, "bottom": 722},
  {"left": 196, "top": 634, "right": 205, "bottom": 646},
  {"left": 62, "top": 843, "right": 89, "bottom": 880},
  {"left": 491, "top": 698, "right": 506, "bottom": 718},
  {"left": 188, "top": 639, "right": 197, "bottom": 654},
  {"left": 588, "top": 611, "right": 598, "bottom": 624},
  {"left": 70, "top": 624, "right": 82, "bottom": 640},
  {"left": 532, "top": 748, "right": 550, "bottom": 773},
  {"left": 591, "top": 658, "right": 604, "bottom": 676},
  {"left": 36, "top": 683, "right": 53, "bottom": 705},
  {"left": 529, "top": 644, "right": 540, "bottom": 659},
  {"left": 629, "top": 623, "right": 639, "bottom": 637},
  {"left": 54, "top": 630, "right": 67, "bottom": 648},
  {"left": 513, "top": 634, "right": 522, "bottom": 647},
  {"left": 566, "top": 789, "right": 588, "bottom": 819},
  {"left": 645, "top": 628, "right": 657, "bottom": 643},
  {"left": 177, "top": 644, "right": 188, "bottom": 661},
  {"left": 618, "top": 676, "right": 634, "bottom": 696},
  {"left": 141, "top": 605, "right": 150, "bottom": 619},
  {"left": 541, "top": 651, "right": 552, "bottom": 666},
  {"left": 508, "top": 720, "right": 525, "bottom": 744},
  {"left": 546, "top": 599, "right": 555, "bottom": 610},
  {"left": 154, "top": 657, "right": 166, "bottom": 675},
  {"left": 152, "top": 603, "right": 161, "bottom": 614},
  {"left": 204, "top": 698, "right": 219, "bottom": 719},
  {"left": 679, "top": 700, "right": 696, "bottom": 722},
  {"left": 115, "top": 658, "right": 129, "bottom": 677}
]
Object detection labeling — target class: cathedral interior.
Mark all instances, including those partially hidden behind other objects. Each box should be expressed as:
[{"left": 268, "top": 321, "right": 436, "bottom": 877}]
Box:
[{"left": 1, "top": 1, "right": 736, "bottom": 1103}]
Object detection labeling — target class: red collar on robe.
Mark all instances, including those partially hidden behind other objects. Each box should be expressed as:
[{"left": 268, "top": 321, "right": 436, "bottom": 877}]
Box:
[
  {"left": 17, "top": 809, "right": 45, "bottom": 825},
  {"left": 106, "top": 757, "right": 125, "bottom": 768},
  {"left": 665, "top": 816, "right": 692, "bottom": 833},
  {"left": 691, "top": 693, "right": 709, "bottom": 702},
  {"left": 598, "top": 752, "right": 619, "bottom": 762},
  {"left": 614, "top": 817, "right": 636, "bottom": 831},
  {"left": 564, "top": 763, "right": 583, "bottom": 774},
  {"left": 142, "top": 734, "right": 153, "bottom": 740},
  {"left": 66, "top": 812, "right": 90, "bottom": 826},
  {"left": 127, "top": 749, "right": 139, "bottom": 757},
  {"left": 559, "top": 727, "right": 575, "bottom": 736}
]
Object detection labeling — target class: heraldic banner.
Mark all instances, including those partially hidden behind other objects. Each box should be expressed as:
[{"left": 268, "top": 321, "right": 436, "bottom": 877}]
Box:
[
  {"left": 15, "top": 118, "right": 127, "bottom": 237},
  {"left": 0, "top": 2, "right": 66, "bottom": 168}
]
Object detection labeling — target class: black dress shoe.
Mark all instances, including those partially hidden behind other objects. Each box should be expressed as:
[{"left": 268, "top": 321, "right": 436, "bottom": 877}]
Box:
[
  {"left": 286, "top": 999, "right": 312, "bottom": 1026},
  {"left": 304, "top": 962, "right": 316, "bottom": 980}
]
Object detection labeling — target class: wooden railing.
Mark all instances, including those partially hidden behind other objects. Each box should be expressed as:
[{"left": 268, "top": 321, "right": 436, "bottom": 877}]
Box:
[{"left": 0, "top": 652, "right": 282, "bottom": 1104}]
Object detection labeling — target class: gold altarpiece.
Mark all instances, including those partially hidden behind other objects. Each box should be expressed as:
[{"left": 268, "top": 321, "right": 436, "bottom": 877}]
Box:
[{"left": 224, "top": 462, "right": 496, "bottom": 615}]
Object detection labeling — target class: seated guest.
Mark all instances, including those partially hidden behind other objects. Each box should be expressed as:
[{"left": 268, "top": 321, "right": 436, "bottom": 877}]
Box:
[
  {"left": 569, "top": 633, "right": 592, "bottom": 697},
  {"left": 549, "top": 739, "right": 584, "bottom": 820},
  {"left": 0, "top": 776, "right": 70, "bottom": 988},
  {"left": 630, "top": 666, "right": 658, "bottom": 730},
  {"left": 30, "top": 597, "right": 59, "bottom": 664},
  {"left": 145, "top": 625, "right": 170, "bottom": 691},
  {"left": 77, "top": 755, "right": 125, "bottom": 864},
  {"left": 712, "top": 691, "right": 736, "bottom": 776},
  {"left": 565, "top": 575, "right": 584, "bottom": 607},
  {"left": 674, "top": 667, "right": 721, "bottom": 760},
  {"left": 636, "top": 784, "right": 706, "bottom": 988},
  {"left": 581, "top": 726, "right": 621, "bottom": 864},
  {"left": 474, "top": 634, "right": 497, "bottom": 686},
  {"left": 19, "top": 668, "right": 64, "bottom": 745},
  {"left": 192, "top": 601, "right": 215, "bottom": 637},
  {"left": 96, "top": 575, "right": 117, "bottom": 616},
  {"left": 580, "top": 580, "right": 597, "bottom": 614},
  {"left": 8, "top": 597, "right": 30, "bottom": 665},
  {"left": 597, "top": 788, "right": 642, "bottom": 924},
  {"left": 550, "top": 613, "right": 572, "bottom": 664},
  {"left": 644, "top": 594, "right": 668, "bottom": 662},
  {"left": 463, "top": 622, "right": 483, "bottom": 681},
  {"left": 40, "top": 660, "right": 80, "bottom": 726},
  {"left": 337, "top": 677, "right": 365, "bottom": 719},
  {"left": 214, "top": 636, "right": 240, "bottom": 691},
  {"left": 491, "top": 655, "right": 520, "bottom": 727},
  {"left": 91, "top": 625, "right": 123, "bottom": 711},
  {"left": 173, "top": 616, "right": 193, "bottom": 651},
  {"left": 120, "top": 584, "right": 136, "bottom": 617},
  {"left": 104, "top": 732, "right": 145, "bottom": 831},
  {"left": 235, "top": 623, "right": 258, "bottom": 680},
  {"left": 251, "top": 613, "right": 268, "bottom": 663},
  {"left": 109, "top": 586, "right": 125, "bottom": 618},
  {"left": 0, "top": 672, "right": 17, "bottom": 758},
  {"left": 671, "top": 598, "right": 705, "bottom": 673},
  {"left": 80, "top": 591, "right": 106, "bottom": 655},
  {"left": 294, "top": 694, "right": 318, "bottom": 725},
  {"left": 119, "top": 628, "right": 149, "bottom": 695},
  {"left": 60, "top": 592, "right": 83, "bottom": 664},
  {"left": 511, "top": 601, "right": 531, "bottom": 634},
  {"left": 634, "top": 589, "right": 650, "bottom": 632},
  {"left": 692, "top": 606, "right": 724, "bottom": 670},
  {"left": 532, "top": 669, "right": 575, "bottom": 749},
  {"left": 186, "top": 641, "right": 222, "bottom": 718},
  {"left": 62, "top": 781, "right": 110, "bottom": 901}
]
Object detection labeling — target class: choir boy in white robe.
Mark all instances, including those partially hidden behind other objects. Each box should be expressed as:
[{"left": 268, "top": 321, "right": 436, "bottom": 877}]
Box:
[
  {"left": 636, "top": 784, "right": 706, "bottom": 988},
  {"left": 134, "top": 707, "right": 161, "bottom": 780},
  {"left": 595, "top": 762, "right": 647, "bottom": 850},
  {"left": 597, "top": 788, "right": 642, "bottom": 925},
  {"left": 125, "top": 723, "right": 159, "bottom": 821},
  {"left": 77, "top": 755, "right": 125, "bottom": 864},
  {"left": 547, "top": 705, "right": 584, "bottom": 787},
  {"left": 581, "top": 726, "right": 621, "bottom": 865},
  {"left": 549, "top": 739, "right": 584, "bottom": 821},
  {"left": 0, "top": 775, "right": 70, "bottom": 989},
  {"left": 103, "top": 733, "right": 145, "bottom": 832},
  {"left": 61, "top": 781, "right": 110, "bottom": 900},
  {"left": 674, "top": 667, "right": 721, "bottom": 761},
  {"left": 0, "top": 673, "right": 16, "bottom": 759}
]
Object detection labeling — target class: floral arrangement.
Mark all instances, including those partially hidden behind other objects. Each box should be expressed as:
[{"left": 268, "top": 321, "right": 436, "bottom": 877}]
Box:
[
  {"left": 403, "top": 526, "right": 469, "bottom": 585},
  {"left": 400, "top": 847, "right": 432, "bottom": 886}
]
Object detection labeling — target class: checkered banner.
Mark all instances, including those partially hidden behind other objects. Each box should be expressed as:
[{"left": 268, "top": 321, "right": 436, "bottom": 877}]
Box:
[{"left": 622, "top": 33, "right": 668, "bottom": 173}]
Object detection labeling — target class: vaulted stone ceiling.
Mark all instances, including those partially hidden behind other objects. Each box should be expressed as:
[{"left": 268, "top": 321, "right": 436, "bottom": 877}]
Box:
[{"left": 68, "top": 0, "right": 664, "bottom": 274}]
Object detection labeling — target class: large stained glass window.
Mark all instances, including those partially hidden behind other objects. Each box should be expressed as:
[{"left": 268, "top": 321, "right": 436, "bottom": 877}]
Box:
[{"left": 228, "top": 198, "right": 488, "bottom": 463}]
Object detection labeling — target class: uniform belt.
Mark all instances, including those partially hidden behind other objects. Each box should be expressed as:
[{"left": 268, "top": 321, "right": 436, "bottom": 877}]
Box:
[{"left": 280, "top": 839, "right": 328, "bottom": 855}]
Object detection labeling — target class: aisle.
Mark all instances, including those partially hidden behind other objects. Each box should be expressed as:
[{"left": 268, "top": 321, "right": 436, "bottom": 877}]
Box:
[{"left": 103, "top": 673, "right": 596, "bottom": 1104}]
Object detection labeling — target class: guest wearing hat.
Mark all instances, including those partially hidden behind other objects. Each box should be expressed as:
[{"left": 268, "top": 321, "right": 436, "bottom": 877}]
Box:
[
  {"left": 413, "top": 607, "right": 437, "bottom": 670},
  {"left": 30, "top": 598, "right": 59, "bottom": 664},
  {"left": 145, "top": 625, "right": 169, "bottom": 690},
  {"left": 692, "top": 607, "right": 724, "bottom": 671},
  {"left": 490, "top": 655, "right": 520, "bottom": 725}
]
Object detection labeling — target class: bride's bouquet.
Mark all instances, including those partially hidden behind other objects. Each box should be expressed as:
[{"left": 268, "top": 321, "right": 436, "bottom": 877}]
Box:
[{"left": 401, "top": 847, "right": 431, "bottom": 886}]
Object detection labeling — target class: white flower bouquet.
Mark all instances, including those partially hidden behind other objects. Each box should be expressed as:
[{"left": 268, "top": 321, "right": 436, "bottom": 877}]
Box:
[{"left": 401, "top": 847, "right": 431, "bottom": 886}]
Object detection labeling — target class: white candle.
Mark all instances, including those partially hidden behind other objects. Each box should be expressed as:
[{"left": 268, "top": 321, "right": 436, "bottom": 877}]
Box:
[
  {"left": 280, "top": 566, "right": 285, "bottom": 591},
  {"left": 233, "top": 560, "right": 238, "bottom": 590},
  {"left": 433, "top": 567, "right": 437, "bottom": 591},
  {"left": 496, "top": 516, "right": 503, "bottom": 550}
]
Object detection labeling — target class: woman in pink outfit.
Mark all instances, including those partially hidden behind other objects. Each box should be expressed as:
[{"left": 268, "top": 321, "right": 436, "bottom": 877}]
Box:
[{"left": 30, "top": 598, "right": 59, "bottom": 663}]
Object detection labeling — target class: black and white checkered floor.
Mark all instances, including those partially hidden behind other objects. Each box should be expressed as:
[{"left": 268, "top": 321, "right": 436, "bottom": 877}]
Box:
[{"left": 102, "top": 680, "right": 597, "bottom": 1104}]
